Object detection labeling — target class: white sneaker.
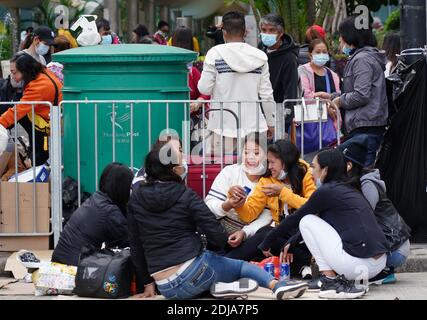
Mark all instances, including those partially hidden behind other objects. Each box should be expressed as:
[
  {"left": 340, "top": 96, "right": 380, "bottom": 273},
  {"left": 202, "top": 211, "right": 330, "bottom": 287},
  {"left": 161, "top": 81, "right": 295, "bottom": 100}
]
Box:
[
  {"left": 210, "top": 278, "right": 259, "bottom": 299},
  {"left": 300, "top": 265, "right": 312, "bottom": 280}
]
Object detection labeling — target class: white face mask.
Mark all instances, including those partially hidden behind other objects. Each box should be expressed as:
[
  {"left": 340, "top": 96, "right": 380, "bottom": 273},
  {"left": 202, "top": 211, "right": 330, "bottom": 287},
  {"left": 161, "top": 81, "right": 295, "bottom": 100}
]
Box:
[
  {"left": 36, "top": 42, "right": 50, "bottom": 56},
  {"left": 242, "top": 162, "right": 266, "bottom": 176},
  {"left": 278, "top": 169, "right": 288, "bottom": 181},
  {"left": 175, "top": 161, "right": 188, "bottom": 181},
  {"left": 10, "top": 76, "right": 23, "bottom": 89}
]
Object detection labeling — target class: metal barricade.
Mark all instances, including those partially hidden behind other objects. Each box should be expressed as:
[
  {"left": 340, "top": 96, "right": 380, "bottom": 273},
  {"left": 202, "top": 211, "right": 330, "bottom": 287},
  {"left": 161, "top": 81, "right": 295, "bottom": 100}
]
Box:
[
  {"left": 0, "top": 101, "right": 54, "bottom": 250},
  {"left": 50, "top": 99, "right": 278, "bottom": 244}
]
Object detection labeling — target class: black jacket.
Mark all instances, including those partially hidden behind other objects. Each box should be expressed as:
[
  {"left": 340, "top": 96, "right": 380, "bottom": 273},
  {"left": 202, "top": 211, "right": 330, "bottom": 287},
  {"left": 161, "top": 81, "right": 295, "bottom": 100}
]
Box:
[
  {"left": 260, "top": 34, "right": 300, "bottom": 104},
  {"left": 52, "top": 192, "right": 129, "bottom": 266},
  {"left": 128, "top": 181, "right": 228, "bottom": 285},
  {"left": 259, "top": 181, "right": 390, "bottom": 259}
]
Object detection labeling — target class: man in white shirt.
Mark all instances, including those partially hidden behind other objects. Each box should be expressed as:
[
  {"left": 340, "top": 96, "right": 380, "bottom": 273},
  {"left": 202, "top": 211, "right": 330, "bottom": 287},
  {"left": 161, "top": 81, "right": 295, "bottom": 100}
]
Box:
[{"left": 198, "top": 11, "right": 275, "bottom": 156}]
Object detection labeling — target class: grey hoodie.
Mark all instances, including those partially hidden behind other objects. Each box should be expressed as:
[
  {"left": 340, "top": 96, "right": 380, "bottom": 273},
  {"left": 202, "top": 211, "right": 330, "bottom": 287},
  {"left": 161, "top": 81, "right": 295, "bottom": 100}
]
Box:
[
  {"left": 338, "top": 47, "right": 388, "bottom": 133},
  {"left": 361, "top": 169, "right": 386, "bottom": 209}
]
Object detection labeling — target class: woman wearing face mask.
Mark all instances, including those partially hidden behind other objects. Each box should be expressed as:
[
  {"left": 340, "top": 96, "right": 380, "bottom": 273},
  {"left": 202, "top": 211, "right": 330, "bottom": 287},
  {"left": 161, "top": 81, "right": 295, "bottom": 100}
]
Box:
[
  {"left": 205, "top": 133, "right": 273, "bottom": 261},
  {"left": 128, "top": 139, "right": 308, "bottom": 300},
  {"left": 231, "top": 140, "right": 316, "bottom": 272},
  {"left": 97, "top": 18, "right": 121, "bottom": 45},
  {"left": 297, "top": 39, "right": 341, "bottom": 154},
  {"left": 0, "top": 52, "right": 62, "bottom": 165},
  {"left": 259, "top": 148, "right": 389, "bottom": 299},
  {"left": 315, "top": 17, "right": 388, "bottom": 167},
  {"left": 20, "top": 26, "right": 55, "bottom": 66}
]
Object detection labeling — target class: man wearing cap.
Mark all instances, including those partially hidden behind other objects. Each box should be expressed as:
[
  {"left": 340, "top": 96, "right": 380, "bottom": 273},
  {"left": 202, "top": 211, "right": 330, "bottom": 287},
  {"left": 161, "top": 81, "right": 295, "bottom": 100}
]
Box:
[{"left": 21, "top": 26, "right": 55, "bottom": 66}]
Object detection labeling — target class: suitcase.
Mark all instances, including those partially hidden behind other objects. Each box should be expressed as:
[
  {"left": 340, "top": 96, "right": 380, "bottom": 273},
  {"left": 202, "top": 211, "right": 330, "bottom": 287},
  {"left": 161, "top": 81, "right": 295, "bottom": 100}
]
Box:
[{"left": 187, "top": 155, "right": 238, "bottom": 199}]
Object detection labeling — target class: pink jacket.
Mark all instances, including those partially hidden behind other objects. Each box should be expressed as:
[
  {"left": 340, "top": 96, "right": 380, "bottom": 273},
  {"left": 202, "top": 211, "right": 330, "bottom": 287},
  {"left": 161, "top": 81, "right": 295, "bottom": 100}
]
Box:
[{"left": 298, "top": 63, "right": 341, "bottom": 99}]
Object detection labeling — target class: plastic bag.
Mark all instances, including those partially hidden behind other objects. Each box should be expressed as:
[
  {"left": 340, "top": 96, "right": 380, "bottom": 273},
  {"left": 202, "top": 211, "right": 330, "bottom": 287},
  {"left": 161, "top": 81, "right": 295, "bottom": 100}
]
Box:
[{"left": 32, "top": 262, "right": 77, "bottom": 296}]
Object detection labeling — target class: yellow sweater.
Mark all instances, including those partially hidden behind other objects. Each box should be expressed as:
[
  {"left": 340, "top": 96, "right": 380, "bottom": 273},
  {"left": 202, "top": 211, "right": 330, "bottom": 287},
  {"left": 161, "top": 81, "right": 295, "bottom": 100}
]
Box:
[{"left": 235, "top": 161, "right": 316, "bottom": 224}]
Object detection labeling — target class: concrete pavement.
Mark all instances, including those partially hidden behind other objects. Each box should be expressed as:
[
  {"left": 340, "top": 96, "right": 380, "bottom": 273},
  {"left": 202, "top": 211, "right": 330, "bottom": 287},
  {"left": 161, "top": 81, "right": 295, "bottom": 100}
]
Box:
[{"left": 0, "top": 272, "right": 426, "bottom": 300}]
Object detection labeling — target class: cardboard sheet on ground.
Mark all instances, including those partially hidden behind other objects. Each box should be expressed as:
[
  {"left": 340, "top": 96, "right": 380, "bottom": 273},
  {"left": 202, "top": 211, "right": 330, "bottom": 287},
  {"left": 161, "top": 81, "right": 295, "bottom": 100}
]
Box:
[
  {"left": 0, "top": 278, "right": 34, "bottom": 295},
  {"left": 4, "top": 250, "right": 53, "bottom": 279}
]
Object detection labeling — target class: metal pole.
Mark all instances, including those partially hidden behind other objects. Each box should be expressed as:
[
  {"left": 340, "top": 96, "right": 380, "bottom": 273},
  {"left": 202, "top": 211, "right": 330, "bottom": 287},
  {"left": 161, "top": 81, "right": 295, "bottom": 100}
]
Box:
[
  {"left": 32, "top": 104, "right": 37, "bottom": 233},
  {"left": 112, "top": 103, "right": 116, "bottom": 162},
  {"left": 94, "top": 104, "right": 98, "bottom": 191},
  {"left": 130, "top": 103, "right": 134, "bottom": 171},
  {"left": 76, "top": 104, "right": 81, "bottom": 207},
  {"left": 401, "top": 0, "right": 427, "bottom": 50},
  {"left": 14, "top": 103, "right": 19, "bottom": 232},
  {"left": 51, "top": 105, "right": 62, "bottom": 246}
]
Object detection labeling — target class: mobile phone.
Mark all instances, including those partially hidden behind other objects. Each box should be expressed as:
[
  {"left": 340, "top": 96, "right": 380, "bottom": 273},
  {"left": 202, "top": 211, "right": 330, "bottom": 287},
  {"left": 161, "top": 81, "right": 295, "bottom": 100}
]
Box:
[{"left": 243, "top": 186, "right": 252, "bottom": 195}]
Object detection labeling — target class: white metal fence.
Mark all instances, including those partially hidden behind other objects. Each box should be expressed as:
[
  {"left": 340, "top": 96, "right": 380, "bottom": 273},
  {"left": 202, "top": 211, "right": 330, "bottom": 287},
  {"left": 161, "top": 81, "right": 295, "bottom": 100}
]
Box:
[{"left": 0, "top": 98, "right": 340, "bottom": 248}]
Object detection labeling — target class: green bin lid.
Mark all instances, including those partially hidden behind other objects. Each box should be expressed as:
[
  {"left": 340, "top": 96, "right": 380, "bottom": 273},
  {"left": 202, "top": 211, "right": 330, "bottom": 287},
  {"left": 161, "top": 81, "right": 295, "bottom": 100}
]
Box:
[{"left": 53, "top": 44, "right": 198, "bottom": 63}]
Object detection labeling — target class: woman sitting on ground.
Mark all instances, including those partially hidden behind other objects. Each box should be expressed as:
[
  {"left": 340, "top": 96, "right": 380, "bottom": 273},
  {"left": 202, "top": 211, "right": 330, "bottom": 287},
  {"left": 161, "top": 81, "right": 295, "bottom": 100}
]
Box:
[
  {"left": 259, "top": 148, "right": 390, "bottom": 299},
  {"left": 205, "top": 133, "right": 273, "bottom": 260},
  {"left": 343, "top": 139, "right": 411, "bottom": 285},
  {"left": 127, "top": 139, "right": 308, "bottom": 300},
  {"left": 230, "top": 140, "right": 316, "bottom": 271},
  {"left": 52, "top": 163, "right": 134, "bottom": 266}
]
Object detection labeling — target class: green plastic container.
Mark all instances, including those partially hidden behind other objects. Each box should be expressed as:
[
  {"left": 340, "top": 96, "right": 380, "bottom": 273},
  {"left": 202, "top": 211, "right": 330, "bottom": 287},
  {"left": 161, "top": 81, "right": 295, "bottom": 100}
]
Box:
[{"left": 53, "top": 44, "right": 197, "bottom": 193}]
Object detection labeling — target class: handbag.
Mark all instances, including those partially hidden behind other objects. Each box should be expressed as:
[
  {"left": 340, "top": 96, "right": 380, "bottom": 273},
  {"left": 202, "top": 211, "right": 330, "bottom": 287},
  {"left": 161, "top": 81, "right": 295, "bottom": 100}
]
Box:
[
  {"left": 296, "top": 70, "right": 338, "bottom": 153},
  {"left": 74, "top": 244, "right": 132, "bottom": 299}
]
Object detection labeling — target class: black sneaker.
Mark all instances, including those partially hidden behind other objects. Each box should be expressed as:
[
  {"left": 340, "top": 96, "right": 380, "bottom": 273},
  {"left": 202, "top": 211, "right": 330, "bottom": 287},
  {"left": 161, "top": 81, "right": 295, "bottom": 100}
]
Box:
[
  {"left": 307, "top": 278, "right": 322, "bottom": 292},
  {"left": 368, "top": 268, "right": 396, "bottom": 286},
  {"left": 319, "top": 275, "right": 365, "bottom": 299},
  {"left": 210, "top": 278, "right": 258, "bottom": 299},
  {"left": 273, "top": 280, "right": 308, "bottom": 300}
]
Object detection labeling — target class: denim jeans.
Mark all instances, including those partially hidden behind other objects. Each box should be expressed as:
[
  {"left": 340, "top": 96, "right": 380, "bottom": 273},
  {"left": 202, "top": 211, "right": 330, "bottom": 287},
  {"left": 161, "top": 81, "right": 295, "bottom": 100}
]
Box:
[
  {"left": 386, "top": 251, "right": 408, "bottom": 269},
  {"left": 338, "top": 132, "right": 384, "bottom": 167},
  {"left": 156, "top": 250, "right": 274, "bottom": 300}
]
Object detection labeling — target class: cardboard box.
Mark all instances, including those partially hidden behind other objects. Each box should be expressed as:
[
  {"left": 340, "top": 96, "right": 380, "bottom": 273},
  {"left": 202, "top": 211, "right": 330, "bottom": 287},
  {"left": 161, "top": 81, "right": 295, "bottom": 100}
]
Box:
[
  {"left": 4, "top": 250, "right": 53, "bottom": 279},
  {"left": 8, "top": 165, "right": 50, "bottom": 183},
  {"left": 0, "top": 182, "right": 51, "bottom": 251}
]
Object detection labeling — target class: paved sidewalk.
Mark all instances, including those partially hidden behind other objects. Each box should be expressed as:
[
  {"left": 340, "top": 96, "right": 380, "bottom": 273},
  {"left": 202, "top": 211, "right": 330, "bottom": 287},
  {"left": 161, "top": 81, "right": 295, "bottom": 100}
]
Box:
[{"left": 1, "top": 273, "right": 426, "bottom": 300}]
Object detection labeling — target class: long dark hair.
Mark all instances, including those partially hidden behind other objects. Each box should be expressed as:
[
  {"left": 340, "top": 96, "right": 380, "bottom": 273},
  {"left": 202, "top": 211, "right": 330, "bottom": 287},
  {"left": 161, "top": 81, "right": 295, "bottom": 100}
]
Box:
[
  {"left": 383, "top": 32, "right": 400, "bottom": 67},
  {"left": 99, "top": 162, "right": 134, "bottom": 215},
  {"left": 171, "top": 26, "right": 194, "bottom": 51},
  {"left": 266, "top": 140, "right": 306, "bottom": 195},
  {"left": 144, "top": 141, "right": 182, "bottom": 184},
  {"left": 10, "top": 52, "right": 43, "bottom": 87},
  {"left": 339, "top": 16, "right": 377, "bottom": 49},
  {"left": 316, "top": 148, "right": 347, "bottom": 183}
]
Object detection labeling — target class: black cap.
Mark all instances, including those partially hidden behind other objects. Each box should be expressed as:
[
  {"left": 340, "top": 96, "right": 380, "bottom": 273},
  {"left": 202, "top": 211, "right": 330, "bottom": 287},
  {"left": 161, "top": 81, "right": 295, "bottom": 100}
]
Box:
[
  {"left": 341, "top": 137, "right": 369, "bottom": 168},
  {"left": 34, "top": 26, "right": 55, "bottom": 45}
]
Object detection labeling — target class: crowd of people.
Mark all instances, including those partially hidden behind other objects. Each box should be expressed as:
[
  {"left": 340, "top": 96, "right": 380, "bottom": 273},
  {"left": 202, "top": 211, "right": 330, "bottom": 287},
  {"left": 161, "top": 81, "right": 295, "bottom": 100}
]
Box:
[{"left": 0, "top": 9, "right": 412, "bottom": 301}]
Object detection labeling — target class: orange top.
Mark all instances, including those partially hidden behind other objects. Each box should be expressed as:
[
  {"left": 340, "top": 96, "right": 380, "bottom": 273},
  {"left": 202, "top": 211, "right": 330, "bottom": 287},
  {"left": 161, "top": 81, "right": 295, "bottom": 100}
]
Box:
[{"left": 0, "top": 69, "right": 63, "bottom": 128}]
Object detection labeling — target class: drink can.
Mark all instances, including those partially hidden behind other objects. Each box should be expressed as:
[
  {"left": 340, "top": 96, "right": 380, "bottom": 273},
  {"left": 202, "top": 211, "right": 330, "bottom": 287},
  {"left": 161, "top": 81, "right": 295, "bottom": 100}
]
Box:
[
  {"left": 280, "top": 263, "right": 290, "bottom": 280},
  {"left": 264, "top": 263, "right": 275, "bottom": 277}
]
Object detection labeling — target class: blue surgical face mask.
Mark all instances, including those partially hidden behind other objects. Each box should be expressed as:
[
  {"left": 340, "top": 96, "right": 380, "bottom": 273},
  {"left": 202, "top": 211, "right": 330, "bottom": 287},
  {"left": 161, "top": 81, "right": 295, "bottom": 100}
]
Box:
[
  {"left": 101, "top": 34, "right": 113, "bottom": 45},
  {"left": 36, "top": 42, "right": 50, "bottom": 56},
  {"left": 261, "top": 33, "right": 278, "bottom": 47},
  {"left": 315, "top": 178, "right": 323, "bottom": 188},
  {"left": 278, "top": 169, "right": 288, "bottom": 181},
  {"left": 342, "top": 45, "right": 352, "bottom": 56},
  {"left": 312, "top": 53, "right": 330, "bottom": 66}
]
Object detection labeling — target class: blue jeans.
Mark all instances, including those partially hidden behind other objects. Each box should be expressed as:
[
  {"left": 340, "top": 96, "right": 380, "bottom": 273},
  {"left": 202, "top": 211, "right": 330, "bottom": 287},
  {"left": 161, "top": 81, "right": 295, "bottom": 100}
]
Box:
[
  {"left": 386, "top": 251, "right": 408, "bottom": 269},
  {"left": 156, "top": 250, "right": 274, "bottom": 300},
  {"left": 338, "top": 132, "right": 384, "bottom": 167}
]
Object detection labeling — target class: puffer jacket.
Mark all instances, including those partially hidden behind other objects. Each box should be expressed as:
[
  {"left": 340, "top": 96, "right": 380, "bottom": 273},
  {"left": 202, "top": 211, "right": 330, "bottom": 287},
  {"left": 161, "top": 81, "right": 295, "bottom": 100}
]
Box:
[
  {"left": 52, "top": 192, "right": 129, "bottom": 266},
  {"left": 128, "top": 181, "right": 228, "bottom": 285}
]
